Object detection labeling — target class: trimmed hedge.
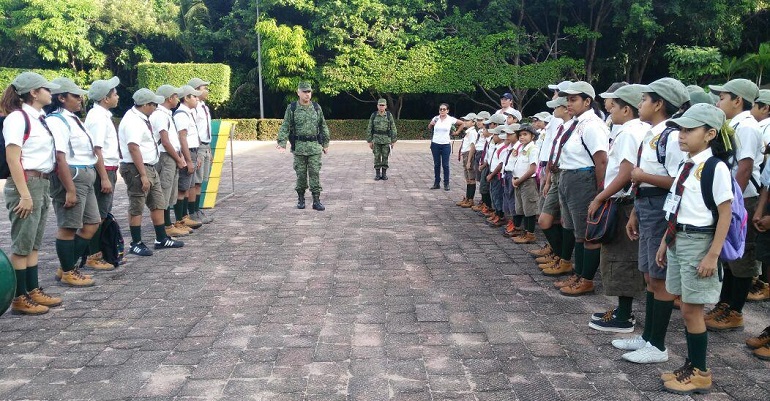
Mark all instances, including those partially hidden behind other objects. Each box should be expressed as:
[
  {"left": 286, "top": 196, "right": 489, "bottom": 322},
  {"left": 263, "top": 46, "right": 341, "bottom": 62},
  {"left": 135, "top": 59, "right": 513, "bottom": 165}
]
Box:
[
  {"left": 136, "top": 62, "right": 231, "bottom": 107},
  {"left": 230, "top": 119, "right": 430, "bottom": 141},
  {"left": 0, "top": 67, "right": 112, "bottom": 91}
]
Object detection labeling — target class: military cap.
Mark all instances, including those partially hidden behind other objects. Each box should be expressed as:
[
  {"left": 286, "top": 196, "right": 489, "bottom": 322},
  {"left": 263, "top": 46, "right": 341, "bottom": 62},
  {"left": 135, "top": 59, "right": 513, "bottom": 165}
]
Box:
[
  {"left": 667, "top": 103, "right": 725, "bottom": 130},
  {"left": 377, "top": 98, "right": 387, "bottom": 105},
  {"left": 11, "top": 72, "right": 60, "bottom": 95},
  {"left": 50, "top": 77, "right": 87, "bottom": 96},
  {"left": 298, "top": 81, "right": 312, "bottom": 91},
  {"left": 709, "top": 78, "right": 760, "bottom": 105},
  {"left": 88, "top": 76, "right": 120, "bottom": 101}
]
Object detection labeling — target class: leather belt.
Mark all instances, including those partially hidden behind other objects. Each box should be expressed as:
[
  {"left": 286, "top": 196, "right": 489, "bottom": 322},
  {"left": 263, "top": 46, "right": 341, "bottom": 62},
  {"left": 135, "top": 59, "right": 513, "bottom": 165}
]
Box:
[
  {"left": 24, "top": 170, "right": 49, "bottom": 179},
  {"left": 675, "top": 224, "right": 715, "bottom": 233},
  {"left": 636, "top": 187, "right": 669, "bottom": 198}
]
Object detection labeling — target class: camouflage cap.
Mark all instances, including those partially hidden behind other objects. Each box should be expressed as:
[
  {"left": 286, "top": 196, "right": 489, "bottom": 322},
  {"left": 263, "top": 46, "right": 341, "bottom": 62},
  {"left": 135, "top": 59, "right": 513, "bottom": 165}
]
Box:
[
  {"left": 298, "top": 81, "right": 312, "bottom": 91},
  {"left": 709, "top": 78, "right": 759, "bottom": 105},
  {"left": 377, "top": 98, "right": 387, "bottom": 105}
]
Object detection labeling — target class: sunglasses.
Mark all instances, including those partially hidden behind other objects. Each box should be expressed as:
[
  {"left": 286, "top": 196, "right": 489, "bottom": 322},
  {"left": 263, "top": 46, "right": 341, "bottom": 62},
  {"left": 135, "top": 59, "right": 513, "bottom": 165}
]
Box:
[
  {"left": 439, "top": 108, "right": 448, "bottom": 111},
  {"left": 302, "top": 90, "right": 312, "bottom": 93}
]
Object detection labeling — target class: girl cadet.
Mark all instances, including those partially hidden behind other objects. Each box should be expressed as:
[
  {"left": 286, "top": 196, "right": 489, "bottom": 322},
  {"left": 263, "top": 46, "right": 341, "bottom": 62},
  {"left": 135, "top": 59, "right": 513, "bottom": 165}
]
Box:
[
  {"left": 427, "top": 103, "right": 463, "bottom": 190},
  {"left": 587, "top": 84, "right": 648, "bottom": 333},
  {"left": 511, "top": 125, "right": 540, "bottom": 244},
  {"left": 455, "top": 112, "right": 478, "bottom": 207},
  {"left": 615, "top": 78, "right": 690, "bottom": 364},
  {"left": 553, "top": 81, "right": 609, "bottom": 297},
  {"left": 500, "top": 125, "right": 520, "bottom": 237},
  {"left": 655, "top": 103, "right": 733, "bottom": 395},
  {"left": 466, "top": 112, "right": 488, "bottom": 209},
  {"left": 45, "top": 77, "right": 99, "bottom": 288},
  {"left": 1, "top": 72, "right": 60, "bottom": 315}
]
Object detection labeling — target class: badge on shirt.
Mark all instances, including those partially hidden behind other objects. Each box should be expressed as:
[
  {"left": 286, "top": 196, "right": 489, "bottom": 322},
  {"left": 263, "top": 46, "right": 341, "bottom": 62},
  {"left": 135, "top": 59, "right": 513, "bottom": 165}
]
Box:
[
  {"left": 663, "top": 193, "right": 681, "bottom": 214},
  {"left": 650, "top": 134, "right": 660, "bottom": 150},
  {"left": 695, "top": 163, "right": 704, "bottom": 181}
]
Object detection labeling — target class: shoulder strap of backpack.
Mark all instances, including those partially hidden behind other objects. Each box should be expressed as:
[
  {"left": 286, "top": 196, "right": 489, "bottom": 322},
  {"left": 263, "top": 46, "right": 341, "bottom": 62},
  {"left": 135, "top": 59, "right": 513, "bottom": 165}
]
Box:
[
  {"left": 19, "top": 110, "right": 32, "bottom": 142},
  {"left": 48, "top": 113, "right": 74, "bottom": 156},
  {"left": 579, "top": 135, "right": 595, "bottom": 165},
  {"left": 313, "top": 102, "right": 323, "bottom": 141},
  {"left": 656, "top": 126, "right": 676, "bottom": 164},
  {"left": 369, "top": 112, "right": 376, "bottom": 133},
  {"left": 701, "top": 156, "right": 721, "bottom": 220}
]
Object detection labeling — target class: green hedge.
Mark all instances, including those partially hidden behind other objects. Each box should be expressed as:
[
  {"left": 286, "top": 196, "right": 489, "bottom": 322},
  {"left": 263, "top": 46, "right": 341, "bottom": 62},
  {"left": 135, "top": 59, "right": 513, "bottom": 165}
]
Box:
[
  {"left": 230, "top": 119, "right": 430, "bottom": 141},
  {"left": 0, "top": 67, "right": 112, "bottom": 91},
  {"left": 136, "top": 62, "right": 231, "bottom": 107}
]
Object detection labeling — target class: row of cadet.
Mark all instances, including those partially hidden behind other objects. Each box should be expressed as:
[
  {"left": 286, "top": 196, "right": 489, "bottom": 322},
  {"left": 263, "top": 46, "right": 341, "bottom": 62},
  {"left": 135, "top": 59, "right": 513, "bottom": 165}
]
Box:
[
  {"left": 1, "top": 71, "right": 218, "bottom": 316},
  {"left": 445, "top": 78, "right": 770, "bottom": 395}
]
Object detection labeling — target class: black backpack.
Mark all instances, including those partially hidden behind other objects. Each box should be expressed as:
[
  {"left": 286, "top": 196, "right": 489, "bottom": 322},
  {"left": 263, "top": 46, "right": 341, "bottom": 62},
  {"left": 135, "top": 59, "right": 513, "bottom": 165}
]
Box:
[
  {"left": 100, "top": 213, "right": 125, "bottom": 267},
  {"left": 0, "top": 111, "right": 32, "bottom": 179},
  {"left": 288, "top": 101, "right": 323, "bottom": 150}
]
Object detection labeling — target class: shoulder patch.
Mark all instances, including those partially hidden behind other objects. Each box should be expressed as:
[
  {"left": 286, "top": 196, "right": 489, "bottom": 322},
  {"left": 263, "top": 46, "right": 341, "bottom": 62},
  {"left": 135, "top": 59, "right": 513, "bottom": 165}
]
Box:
[{"left": 695, "top": 162, "right": 704, "bottom": 181}]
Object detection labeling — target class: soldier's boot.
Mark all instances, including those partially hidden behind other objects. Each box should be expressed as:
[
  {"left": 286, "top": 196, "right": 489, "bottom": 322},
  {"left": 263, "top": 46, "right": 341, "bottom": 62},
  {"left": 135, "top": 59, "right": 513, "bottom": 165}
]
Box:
[
  {"left": 312, "top": 194, "right": 325, "bottom": 211},
  {"left": 381, "top": 168, "right": 388, "bottom": 180},
  {"left": 297, "top": 191, "right": 306, "bottom": 209},
  {"left": 374, "top": 169, "right": 381, "bottom": 181}
]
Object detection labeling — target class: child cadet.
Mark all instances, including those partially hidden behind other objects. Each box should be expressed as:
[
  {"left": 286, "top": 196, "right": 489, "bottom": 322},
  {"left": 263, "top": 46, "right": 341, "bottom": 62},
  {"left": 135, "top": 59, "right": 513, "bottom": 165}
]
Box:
[
  {"left": 367, "top": 98, "right": 398, "bottom": 181},
  {"left": 1, "top": 72, "right": 60, "bottom": 314},
  {"left": 500, "top": 124, "right": 520, "bottom": 236},
  {"left": 83, "top": 76, "right": 121, "bottom": 269},
  {"left": 45, "top": 77, "right": 100, "bottom": 287},
  {"left": 174, "top": 85, "right": 203, "bottom": 228},
  {"left": 748, "top": 89, "right": 770, "bottom": 302},
  {"left": 477, "top": 113, "right": 506, "bottom": 216},
  {"left": 485, "top": 123, "right": 510, "bottom": 227},
  {"left": 455, "top": 112, "right": 477, "bottom": 206},
  {"left": 705, "top": 79, "right": 762, "bottom": 332},
  {"left": 471, "top": 111, "right": 493, "bottom": 212},
  {"left": 188, "top": 77, "right": 214, "bottom": 224},
  {"left": 118, "top": 88, "right": 185, "bottom": 256},
  {"left": 511, "top": 125, "right": 540, "bottom": 244}
]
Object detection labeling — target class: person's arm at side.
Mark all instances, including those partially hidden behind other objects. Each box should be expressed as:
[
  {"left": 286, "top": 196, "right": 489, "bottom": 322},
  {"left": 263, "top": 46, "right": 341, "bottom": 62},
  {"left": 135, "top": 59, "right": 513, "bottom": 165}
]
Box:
[
  {"left": 5, "top": 145, "right": 33, "bottom": 218},
  {"left": 320, "top": 110, "right": 330, "bottom": 154},
  {"left": 127, "top": 143, "right": 149, "bottom": 192},
  {"left": 93, "top": 147, "right": 112, "bottom": 194},
  {"left": 54, "top": 151, "right": 77, "bottom": 208},
  {"left": 276, "top": 107, "right": 291, "bottom": 153},
  {"left": 589, "top": 159, "right": 632, "bottom": 216},
  {"left": 391, "top": 113, "right": 397, "bottom": 146}
]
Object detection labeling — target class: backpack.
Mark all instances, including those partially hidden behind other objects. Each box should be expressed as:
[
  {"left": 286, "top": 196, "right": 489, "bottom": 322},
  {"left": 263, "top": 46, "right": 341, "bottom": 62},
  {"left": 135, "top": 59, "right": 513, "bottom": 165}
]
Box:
[
  {"left": 288, "top": 101, "right": 323, "bottom": 150},
  {"left": 655, "top": 126, "right": 677, "bottom": 165},
  {"left": 369, "top": 111, "right": 393, "bottom": 140},
  {"left": 99, "top": 213, "right": 125, "bottom": 267},
  {"left": 0, "top": 111, "right": 32, "bottom": 179},
  {"left": 701, "top": 157, "right": 748, "bottom": 262}
]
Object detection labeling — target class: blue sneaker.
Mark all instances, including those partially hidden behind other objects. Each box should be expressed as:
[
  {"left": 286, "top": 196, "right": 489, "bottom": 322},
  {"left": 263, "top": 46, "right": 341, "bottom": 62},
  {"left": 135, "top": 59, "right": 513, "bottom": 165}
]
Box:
[
  {"left": 154, "top": 237, "right": 184, "bottom": 249},
  {"left": 129, "top": 242, "right": 153, "bottom": 256}
]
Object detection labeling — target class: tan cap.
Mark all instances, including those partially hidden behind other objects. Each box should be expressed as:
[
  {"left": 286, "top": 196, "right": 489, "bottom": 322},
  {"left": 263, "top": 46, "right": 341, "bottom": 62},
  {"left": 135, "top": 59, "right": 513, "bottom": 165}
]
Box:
[
  {"left": 132, "top": 88, "right": 165, "bottom": 105},
  {"left": 88, "top": 76, "right": 120, "bottom": 101},
  {"left": 11, "top": 72, "right": 60, "bottom": 95},
  {"left": 558, "top": 81, "right": 596, "bottom": 99},
  {"left": 178, "top": 85, "right": 202, "bottom": 98},
  {"left": 156, "top": 85, "right": 181, "bottom": 99},
  {"left": 709, "top": 78, "right": 760, "bottom": 105},
  {"left": 638, "top": 77, "right": 689, "bottom": 108},
  {"left": 187, "top": 77, "right": 210, "bottom": 89},
  {"left": 50, "top": 77, "right": 88, "bottom": 96},
  {"left": 667, "top": 103, "right": 726, "bottom": 130}
]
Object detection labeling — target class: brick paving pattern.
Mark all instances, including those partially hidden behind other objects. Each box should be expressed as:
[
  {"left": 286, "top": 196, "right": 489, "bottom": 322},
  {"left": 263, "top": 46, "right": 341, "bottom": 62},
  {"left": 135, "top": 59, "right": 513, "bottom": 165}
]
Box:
[{"left": 0, "top": 141, "right": 768, "bottom": 400}]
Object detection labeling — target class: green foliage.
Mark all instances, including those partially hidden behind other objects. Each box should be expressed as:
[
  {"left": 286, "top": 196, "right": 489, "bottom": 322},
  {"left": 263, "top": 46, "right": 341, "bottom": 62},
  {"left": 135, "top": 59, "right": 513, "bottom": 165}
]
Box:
[
  {"left": 255, "top": 18, "right": 316, "bottom": 92},
  {"left": 665, "top": 45, "right": 723, "bottom": 85},
  {"left": 136, "top": 62, "right": 231, "bottom": 106},
  {"left": 743, "top": 42, "right": 770, "bottom": 86},
  {"left": 0, "top": 66, "right": 111, "bottom": 89},
  {"left": 232, "top": 118, "right": 430, "bottom": 141}
]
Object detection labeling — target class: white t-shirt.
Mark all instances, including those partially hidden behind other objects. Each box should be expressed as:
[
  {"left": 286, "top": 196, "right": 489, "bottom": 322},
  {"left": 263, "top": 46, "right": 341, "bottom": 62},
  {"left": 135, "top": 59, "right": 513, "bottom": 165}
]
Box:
[
  {"left": 150, "top": 106, "right": 181, "bottom": 153},
  {"left": 84, "top": 104, "right": 120, "bottom": 167},
  {"left": 638, "top": 120, "right": 685, "bottom": 188},
  {"left": 513, "top": 142, "right": 538, "bottom": 177},
  {"left": 195, "top": 101, "right": 212, "bottom": 143},
  {"left": 174, "top": 104, "right": 200, "bottom": 149},
  {"left": 474, "top": 129, "right": 488, "bottom": 151},
  {"left": 46, "top": 109, "right": 97, "bottom": 166},
  {"left": 604, "top": 119, "right": 648, "bottom": 197},
  {"left": 118, "top": 108, "right": 160, "bottom": 165},
  {"left": 758, "top": 118, "right": 770, "bottom": 147},
  {"left": 2, "top": 104, "right": 55, "bottom": 173},
  {"left": 548, "top": 119, "right": 574, "bottom": 164},
  {"left": 502, "top": 144, "right": 517, "bottom": 172},
  {"left": 730, "top": 111, "right": 762, "bottom": 198},
  {"left": 669, "top": 148, "right": 733, "bottom": 227},
  {"left": 461, "top": 127, "right": 478, "bottom": 153},
  {"left": 558, "top": 112, "right": 609, "bottom": 170},
  {"left": 431, "top": 115, "right": 457, "bottom": 145},
  {"left": 489, "top": 142, "right": 509, "bottom": 172}
]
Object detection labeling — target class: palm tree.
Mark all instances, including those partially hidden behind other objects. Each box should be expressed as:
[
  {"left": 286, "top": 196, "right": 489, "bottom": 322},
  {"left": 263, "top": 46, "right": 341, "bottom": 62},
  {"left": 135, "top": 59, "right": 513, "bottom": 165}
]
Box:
[
  {"left": 743, "top": 42, "right": 770, "bottom": 87},
  {"left": 719, "top": 56, "right": 746, "bottom": 82}
]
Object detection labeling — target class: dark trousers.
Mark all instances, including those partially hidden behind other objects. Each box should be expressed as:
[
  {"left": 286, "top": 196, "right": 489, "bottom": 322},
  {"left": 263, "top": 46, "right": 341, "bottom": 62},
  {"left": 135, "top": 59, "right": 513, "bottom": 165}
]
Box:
[{"left": 430, "top": 142, "right": 451, "bottom": 185}]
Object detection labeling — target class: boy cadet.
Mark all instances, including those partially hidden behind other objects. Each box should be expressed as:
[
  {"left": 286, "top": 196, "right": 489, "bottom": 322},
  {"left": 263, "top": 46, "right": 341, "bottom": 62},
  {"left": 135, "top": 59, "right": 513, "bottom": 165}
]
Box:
[
  {"left": 188, "top": 77, "right": 214, "bottom": 223},
  {"left": 366, "top": 98, "right": 397, "bottom": 181},
  {"left": 118, "top": 88, "right": 184, "bottom": 256},
  {"left": 706, "top": 78, "right": 762, "bottom": 331},
  {"left": 276, "top": 81, "right": 331, "bottom": 211},
  {"left": 174, "top": 85, "right": 204, "bottom": 229},
  {"left": 150, "top": 85, "right": 190, "bottom": 237},
  {"left": 84, "top": 76, "right": 121, "bottom": 269}
]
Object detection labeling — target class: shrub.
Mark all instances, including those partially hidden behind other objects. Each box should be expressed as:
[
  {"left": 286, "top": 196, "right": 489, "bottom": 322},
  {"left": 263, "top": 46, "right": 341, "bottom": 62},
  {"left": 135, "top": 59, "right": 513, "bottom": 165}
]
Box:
[
  {"left": 137, "top": 63, "right": 231, "bottom": 107},
  {"left": 0, "top": 67, "right": 112, "bottom": 91},
  {"left": 228, "top": 118, "right": 429, "bottom": 141}
]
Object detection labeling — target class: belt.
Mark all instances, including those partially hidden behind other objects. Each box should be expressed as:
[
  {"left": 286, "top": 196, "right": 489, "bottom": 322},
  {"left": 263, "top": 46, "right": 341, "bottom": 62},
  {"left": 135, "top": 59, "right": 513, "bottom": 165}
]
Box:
[
  {"left": 189, "top": 147, "right": 198, "bottom": 152},
  {"left": 296, "top": 136, "right": 319, "bottom": 142},
  {"left": 105, "top": 166, "right": 119, "bottom": 171},
  {"left": 200, "top": 142, "right": 210, "bottom": 145},
  {"left": 121, "top": 162, "right": 155, "bottom": 168},
  {"left": 562, "top": 167, "right": 595, "bottom": 172},
  {"left": 636, "top": 187, "right": 669, "bottom": 198},
  {"left": 24, "top": 170, "right": 49, "bottom": 179},
  {"left": 612, "top": 197, "right": 635, "bottom": 205},
  {"left": 69, "top": 165, "right": 94, "bottom": 169},
  {"left": 675, "top": 224, "right": 715, "bottom": 233}
]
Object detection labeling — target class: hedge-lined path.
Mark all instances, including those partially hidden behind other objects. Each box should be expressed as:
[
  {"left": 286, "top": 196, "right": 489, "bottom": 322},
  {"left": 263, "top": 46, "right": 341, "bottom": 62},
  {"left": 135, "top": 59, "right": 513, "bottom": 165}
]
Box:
[{"left": 0, "top": 140, "right": 768, "bottom": 401}]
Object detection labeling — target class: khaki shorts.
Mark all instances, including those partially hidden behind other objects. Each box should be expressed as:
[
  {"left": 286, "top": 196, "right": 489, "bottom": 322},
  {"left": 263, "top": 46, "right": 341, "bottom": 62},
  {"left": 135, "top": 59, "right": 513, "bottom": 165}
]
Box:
[
  {"left": 119, "top": 162, "right": 166, "bottom": 216},
  {"left": 157, "top": 152, "right": 180, "bottom": 207},
  {"left": 462, "top": 152, "right": 474, "bottom": 181},
  {"left": 179, "top": 148, "right": 197, "bottom": 192},
  {"left": 514, "top": 177, "right": 539, "bottom": 216},
  {"left": 541, "top": 170, "right": 561, "bottom": 217},
  {"left": 50, "top": 166, "right": 101, "bottom": 229},
  {"left": 558, "top": 169, "right": 597, "bottom": 239},
  {"left": 665, "top": 231, "right": 722, "bottom": 305},
  {"left": 4, "top": 176, "right": 50, "bottom": 255},
  {"left": 600, "top": 202, "right": 645, "bottom": 297},
  {"left": 194, "top": 143, "right": 212, "bottom": 184},
  {"left": 94, "top": 168, "right": 117, "bottom": 218}
]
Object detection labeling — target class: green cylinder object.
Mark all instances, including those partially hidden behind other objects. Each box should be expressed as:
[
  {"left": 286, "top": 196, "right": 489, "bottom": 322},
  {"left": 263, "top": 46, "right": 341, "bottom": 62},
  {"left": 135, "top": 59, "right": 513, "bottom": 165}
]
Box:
[{"left": 0, "top": 249, "right": 15, "bottom": 316}]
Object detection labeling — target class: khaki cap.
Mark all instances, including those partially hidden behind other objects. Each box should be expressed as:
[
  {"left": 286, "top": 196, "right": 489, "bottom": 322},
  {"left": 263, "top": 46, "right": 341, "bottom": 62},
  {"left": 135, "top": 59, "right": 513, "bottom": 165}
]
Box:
[
  {"left": 178, "top": 85, "right": 202, "bottom": 98},
  {"left": 599, "top": 84, "right": 644, "bottom": 108},
  {"left": 156, "top": 85, "right": 181, "bottom": 99},
  {"left": 558, "top": 81, "right": 596, "bottom": 99},
  {"left": 476, "top": 111, "right": 491, "bottom": 120},
  {"left": 756, "top": 89, "right": 770, "bottom": 105},
  {"left": 88, "top": 76, "right": 120, "bottom": 101},
  {"left": 11, "top": 72, "right": 60, "bottom": 95},
  {"left": 132, "top": 88, "right": 165, "bottom": 105},
  {"left": 639, "top": 77, "right": 690, "bottom": 108},
  {"left": 187, "top": 78, "right": 210, "bottom": 89},
  {"left": 546, "top": 97, "right": 567, "bottom": 108},
  {"left": 548, "top": 81, "right": 572, "bottom": 91},
  {"left": 50, "top": 77, "right": 88, "bottom": 96},
  {"left": 709, "top": 78, "right": 760, "bottom": 105},
  {"left": 460, "top": 113, "right": 477, "bottom": 121},
  {"left": 667, "top": 103, "right": 725, "bottom": 130},
  {"left": 484, "top": 113, "right": 507, "bottom": 125}
]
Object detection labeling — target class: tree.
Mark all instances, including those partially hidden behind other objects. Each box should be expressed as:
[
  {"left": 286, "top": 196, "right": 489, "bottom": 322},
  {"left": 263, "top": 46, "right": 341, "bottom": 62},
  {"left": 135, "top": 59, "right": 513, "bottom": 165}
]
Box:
[
  {"left": 743, "top": 42, "right": 770, "bottom": 86},
  {"left": 665, "top": 45, "right": 723, "bottom": 86},
  {"left": 254, "top": 18, "right": 315, "bottom": 93}
]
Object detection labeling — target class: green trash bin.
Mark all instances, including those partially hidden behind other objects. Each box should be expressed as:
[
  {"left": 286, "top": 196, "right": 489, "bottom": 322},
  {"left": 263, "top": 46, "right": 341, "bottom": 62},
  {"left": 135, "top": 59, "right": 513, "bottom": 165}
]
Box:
[{"left": 0, "top": 249, "right": 15, "bottom": 316}]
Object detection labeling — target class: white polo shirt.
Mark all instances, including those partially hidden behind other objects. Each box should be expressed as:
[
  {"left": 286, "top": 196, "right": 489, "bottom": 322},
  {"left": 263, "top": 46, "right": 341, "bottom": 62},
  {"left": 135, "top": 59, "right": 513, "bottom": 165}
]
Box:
[
  {"left": 461, "top": 127, "right": 478, "bottom": 153},
  {"left": 557, "top": 112, "right": 609, "bottom": 170},
  {"left": 118, "top": 108, "right": 160, "bottom": 165},
  {"left": 502, "top": 144, "right": 516, "bottom": 172},
  {"left": 604, "top": 119, "right": 649, "bottom": 197},
  {"left": 150, "top": 106, "right": 181, "bottom": 153},
  {"left": 195, "top": 101, "right": 212, "bottom": 144},
  {"left": 474, "top": 128, "right": 488, "bottom": 151},
  {"left": 2, "top": 104, "right": 55, "bottom": 173},
  {"left": 489, "top": 142, "right": 509, "bottom": 173},
  {"left": 174, "top": 104, "right": 200, "bottom": 149},
  {"left": 547, "top": 119, "right": 574, "bottom": 164},
  {"left": 46, "top": 109, "right": 97, "bottom": 166},
  {"left": 730, "top": 111, "right": 762, "bottom": 198},
  {"left": 758, "top": 117, "right": 770, "bottom": 147},
  {"left": 485, "top": 138, "right": 499, "bottom": 165},
  {"left": 85, "top": 104, "right": 120, "bottom": 167},
  {"left": 431, "top": 115, "right": 457, "bottom": 145},
  {"left": 513, "top": 142, "right": 538, "bottom": 177},
  {"left": 669, "top": 148, "right": 733, "bottom": 227},
  {"left": 638, "top": 120, "right": 685, "bottom": 188}
]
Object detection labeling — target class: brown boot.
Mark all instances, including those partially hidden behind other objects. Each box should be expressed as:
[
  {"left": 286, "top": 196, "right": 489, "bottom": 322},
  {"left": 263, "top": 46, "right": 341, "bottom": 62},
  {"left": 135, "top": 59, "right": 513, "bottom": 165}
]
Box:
[
  {"left": 704, "top": 302, "right": 729, "bottom": 322},
  {"left": 661, "top": 359, "right": 692, "bottom": 382},
  {"left": 706, "top": 309, "right": 743, "bottom": 332},
  {"left": 747, "top": 281, "right": 770, "bottom": 301},
  {"left": 529, "top": 244, "right": 552, "bottom": 257},
  {"left": 513, "top": 232, "right": 536, "bottom": 244},
  {"left": 85, "top": 255, "right": 116, "bottom": 271},
  {"left": 746, "top": 326, "right": 770, "bottom": 349},
  {"left": 456, "top": 197, "right": 468, "bottom": 206},
  {"left": 754, "top": 344, "right": 770, "bottom": 360},
  {"left": 460, "top": 199, "right": 474, "bottom": 208},
  {"left": 165, "top": 224, "right": 190, "bottom": 237},
  {"left": 60, "top": 269, "right": 95, "bottom": 287},
  {"left": 181, "top": 214, "right": 203, "bottom": 229},
  {"left": 553, "top": 274, "right": 579, "bottom": 289},
  {"left": 55, "top": 267, "right": 93, "bottom": 281},
  {"left": 28, "top": 288, "right": 62, "bottom": 307},
  {"left": 543, "top": 259, "right": 574, "bottom": 276},
  {"left": 11, "top": 295, "right": 49, "bottom": 315},
  {"left": 663, "top": 366, "right": 712, "bottom": 395},
  {"left": 471, "top": 202, "right": 484, "bottom": 211},
  {"left": 560, "top": 277, "right": 594, "bottom": 296},
  {"left": 174, "top": 221, "right": 194, "bottom": 234},
  {"left": 538, "top": 258, "right": 559, "bottom": 270},
  {"left": 535, "top": 253, "right": 558, "bottom": 264},
  {"left": 490, "top": 216, "right": 505, "bottom": 227}
]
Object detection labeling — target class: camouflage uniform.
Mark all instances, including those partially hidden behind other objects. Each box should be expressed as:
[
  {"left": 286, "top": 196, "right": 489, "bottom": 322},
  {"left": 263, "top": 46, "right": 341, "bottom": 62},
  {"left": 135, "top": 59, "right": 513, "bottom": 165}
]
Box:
[
  {"left": 366, "top": 111, "right": 397, "bottom": 170},
  {"left": 277, "top": 103, "right": 330, "bottom": 195}
]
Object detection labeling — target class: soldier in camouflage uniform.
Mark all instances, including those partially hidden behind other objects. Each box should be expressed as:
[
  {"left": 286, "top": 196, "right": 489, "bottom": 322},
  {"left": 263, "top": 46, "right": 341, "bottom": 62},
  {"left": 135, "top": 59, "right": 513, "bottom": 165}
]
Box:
[
  {"left": 276, "top": 82, "right": 331, "bottom": 211},
  {"left": 367, "top": 98, "right": 398, "bottom": 180}
]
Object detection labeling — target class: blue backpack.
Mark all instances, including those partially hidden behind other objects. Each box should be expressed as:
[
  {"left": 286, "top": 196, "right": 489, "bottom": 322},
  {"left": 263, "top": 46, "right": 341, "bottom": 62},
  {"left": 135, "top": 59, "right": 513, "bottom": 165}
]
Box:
[{"left": 701, "top": 157, "right": 747, "bottom": 262}]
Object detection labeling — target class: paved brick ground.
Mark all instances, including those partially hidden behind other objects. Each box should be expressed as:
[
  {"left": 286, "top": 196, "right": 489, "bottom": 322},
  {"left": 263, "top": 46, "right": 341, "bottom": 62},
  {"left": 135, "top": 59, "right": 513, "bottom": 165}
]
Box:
[{"left": 0, "top": 141, "right": 768, "bottom": 401}]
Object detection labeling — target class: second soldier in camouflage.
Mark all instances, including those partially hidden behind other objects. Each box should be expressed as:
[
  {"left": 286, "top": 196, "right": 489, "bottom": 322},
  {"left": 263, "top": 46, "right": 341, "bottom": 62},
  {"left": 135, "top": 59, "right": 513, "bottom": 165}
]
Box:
[{"left": 367, "top": 98, "right": 397, "bottom": 180}]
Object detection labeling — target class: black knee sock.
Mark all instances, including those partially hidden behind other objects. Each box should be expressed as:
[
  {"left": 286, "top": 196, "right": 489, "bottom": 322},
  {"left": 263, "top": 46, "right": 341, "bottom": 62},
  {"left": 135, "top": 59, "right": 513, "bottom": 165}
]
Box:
[
  {"left": 649, "top": 299, "right": 674, "bottom": 351},
  {"left": 730, "top": 276, "right": 753, "bottom": 313},
  {"left": 130, "top": 226, "right": 142, "bottom": 244},
  {"left": 15, "top": 269, "right": 26, "bottom": 296},
  {"left": 466, "top": 184, "right": 472, "bottom": 199},
  {"left": 513, "top": 215, "right": 523, "bottom": 227},
  {"left": 688, "top": 331, "right": 708, "bottom": 371},
  {"left": 174, "top": 199, "right": 184, "bottom": 221},
  {"left": 561, "top": 228, "right": 575, "bottom": 261},
  {"left": 641, "top": 291, "right": 654, "bottom": 341},
  {"left": 154, "top": 224, "right": 167, "bottom": 242},
  {"left": 26, "top": 265, "right": 39, "bottom": 290},
  {"left": 497, "top": 210, "right": 504, "bottom": 218},
  {"left": 187, "top": 198, "right": 196, "bottom": 215},
  {"left": 73, "top": 235, "right": 90, "bottom": 268},
  {"left": 195, "top": 194, "right": 201, "bottom": 211},
  {"left": 56, "top": 239, "right": 75, "bottom": 272},
  {"left": 89, "top": 224, "right": 102, "bottom": 255},
  {"left": 581, "top": 246, "right": 601, "bottom": 280},
  {"left": 164, "top": 209, "right": 172, "bottom": 226},
  {"left": 525, "top": 216, "right": 536, "bottom": 233},
  {"left": 469, "top": 184, "right": 476, "bottom": 199},
  {"left": 182, "top": 198, "right": 189, "bottom": 217},
  {"left": 719, "top": 268, "right": 733, "bottom": 303},
  {"left": 616, "top": 296, "right": 633, "bottom": 321},
  {"left": 483, "top": 193, "right": 491, "bottom": 208},
  {"left": 542, "top": 227, "right": 559, "bottom": 253},
  {"left": 685, "top": 328, "right": 692, "bottom": 362},
  {"left": 573, "top": 242, "right": 585, "bottom": 277}
]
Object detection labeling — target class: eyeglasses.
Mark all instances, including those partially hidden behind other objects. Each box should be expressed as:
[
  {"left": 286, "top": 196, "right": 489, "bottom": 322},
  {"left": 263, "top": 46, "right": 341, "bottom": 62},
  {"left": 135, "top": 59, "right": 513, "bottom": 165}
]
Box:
[
  {"left": 439, "top": 108, "right": 447, "bottom": 111},
  {"left": 302, "top": 90, "right": 312, "bottom": 93}
]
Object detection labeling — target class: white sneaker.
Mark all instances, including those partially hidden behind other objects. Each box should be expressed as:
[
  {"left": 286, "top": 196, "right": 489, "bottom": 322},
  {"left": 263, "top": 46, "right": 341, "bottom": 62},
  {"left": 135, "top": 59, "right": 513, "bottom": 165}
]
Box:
[
  {"left": 612, "top": 335, "right": 647, "bottom": 351},
  {"left": 621, "top": 342, "right": 669, "bottom": 363}
]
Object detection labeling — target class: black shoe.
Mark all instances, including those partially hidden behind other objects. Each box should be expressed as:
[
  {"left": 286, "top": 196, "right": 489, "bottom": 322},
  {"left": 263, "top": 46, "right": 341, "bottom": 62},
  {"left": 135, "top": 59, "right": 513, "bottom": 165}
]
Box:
[
  {"left": 129, "top": 242, "right": 153, "bottom": 256},
  {"left": 297, "top": 192, "right": 306, "bottom": 209},
  {"left": 443, "top": 183, "right": 450, "bottom": 191},
  {"left": 381, "top": 169, "right": 388, "bottom": 180},
  {"left": 312, "top": 195, "right": 325, "bottom": 211},
  {"left": 430, "top": 184, "right": 440, "bottom": 189},
  {"left": 374, "top": 168, "right": 381, "bottom": 181},
  {"left": 588, "top": 315, "right": 635, "bottom": 333},
  {"left": 591, "top": 308, "right": 637, "bottom": 325},
  {"left": 154, "top": 237, "right": 184, "bottom": 249}
]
